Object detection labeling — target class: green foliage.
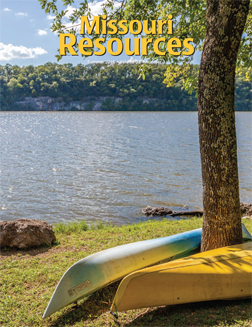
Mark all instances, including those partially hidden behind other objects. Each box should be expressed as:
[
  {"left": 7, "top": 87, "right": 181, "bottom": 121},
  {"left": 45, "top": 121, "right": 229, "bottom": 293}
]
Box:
[
  {"left": 37, "top": 0, "right": 252, "bottom": 93},
  {"left": 1, "top": 62, "right": 250, "bottom": 111}
]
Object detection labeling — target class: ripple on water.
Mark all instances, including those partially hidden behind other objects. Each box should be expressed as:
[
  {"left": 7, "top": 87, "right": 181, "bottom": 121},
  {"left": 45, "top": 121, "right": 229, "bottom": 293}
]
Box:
[{"left": 0, "top": 111, "right": 251, "bottom": 225}]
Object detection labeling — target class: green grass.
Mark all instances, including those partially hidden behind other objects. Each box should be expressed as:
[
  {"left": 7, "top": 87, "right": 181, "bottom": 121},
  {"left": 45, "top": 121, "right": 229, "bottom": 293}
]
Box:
[
  {"left": 53, "top": 219, "right": 115, "bottom": 235},
  {"left": 1, "top": 217, "right": 252, "bottom": 327}
]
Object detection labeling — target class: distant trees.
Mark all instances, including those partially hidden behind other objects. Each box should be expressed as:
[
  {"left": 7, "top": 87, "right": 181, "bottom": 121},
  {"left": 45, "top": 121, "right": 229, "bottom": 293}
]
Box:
[{"left": 0, "top": 62, "right": 251, "bottom": 111}]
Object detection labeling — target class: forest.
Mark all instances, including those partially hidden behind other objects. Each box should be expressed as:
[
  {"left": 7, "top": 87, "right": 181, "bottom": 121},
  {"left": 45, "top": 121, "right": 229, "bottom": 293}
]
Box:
[{"left": 0, "top": 62, "right": 251, "bottom": 111}]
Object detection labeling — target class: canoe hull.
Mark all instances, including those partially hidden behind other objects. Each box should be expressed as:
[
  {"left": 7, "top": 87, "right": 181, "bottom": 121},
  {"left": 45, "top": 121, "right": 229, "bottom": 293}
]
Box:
[
  {"left": 111, "top": 242, "right": 252, "bottom": 313},
  {"left": 43, "top": 224, "right": 251, "bottom": 318},
  {"left": 43, "top": 228, "right": 202, "bottom": 318}
]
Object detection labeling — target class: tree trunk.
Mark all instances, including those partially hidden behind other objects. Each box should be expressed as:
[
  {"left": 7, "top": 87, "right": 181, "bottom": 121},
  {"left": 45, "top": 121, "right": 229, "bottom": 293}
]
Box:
[{"left": 198, "top": 0, "right": 250, "bottom": 251}]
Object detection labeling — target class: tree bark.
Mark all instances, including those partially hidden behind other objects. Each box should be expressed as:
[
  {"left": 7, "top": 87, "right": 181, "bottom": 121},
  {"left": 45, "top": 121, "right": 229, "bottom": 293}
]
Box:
[{"left": 198, "top": 0, "right": 250, "bottom": 251}]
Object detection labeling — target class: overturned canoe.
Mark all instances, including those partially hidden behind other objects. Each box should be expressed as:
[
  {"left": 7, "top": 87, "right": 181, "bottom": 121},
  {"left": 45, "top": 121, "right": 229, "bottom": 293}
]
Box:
[
  {"left": 43, "top": 224, "right": 251, "bottom": 318},
  {"left": 110, "top": 241, "right": 252, "bottom": 315},
  {"left": 43, "top": 228, "right": 202, "bottom": 318}
]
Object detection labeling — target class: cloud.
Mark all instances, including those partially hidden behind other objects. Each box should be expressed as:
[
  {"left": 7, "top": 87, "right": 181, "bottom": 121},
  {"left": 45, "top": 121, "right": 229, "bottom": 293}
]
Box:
[
  {"left": 59, "top": 2, "right": 121, "bottom": 32},
  {"left": 48, "top": 2, "right": 109, "bottom": 21},
  {"left": 89, "top": 1, "right": 121, "bottom": 16},
  {"left": 37, "top": 29, "right": 48, "bottom": 36},
  {"left": 88, "top": 1, "right": 105, "bottom": 16},
  {"left": 0, "top": 43, "right": 47, "bottom": 61},
  {"left": 64, "top": 5, "right": 77, "bottom": 18},
  {"left": 64, "top": 1, "right": 122, "bottom": 18},
  {"left": 15, "top": 12, "right": 28, "bottom": 17},
  {"left": 47, "top": 14, "right": 56, "bottom": 20},
  {"left": 4, "top": 8, "right": 12, "bottom": 12}
]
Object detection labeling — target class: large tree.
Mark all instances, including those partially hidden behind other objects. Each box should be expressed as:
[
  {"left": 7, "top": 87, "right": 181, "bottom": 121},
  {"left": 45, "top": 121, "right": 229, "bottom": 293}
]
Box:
[
  {"left": 198, "top": 0, "right": 250, "bottom": 250},
  {"left": 39, "top": 0, "right": 251, "bottom": 251}
]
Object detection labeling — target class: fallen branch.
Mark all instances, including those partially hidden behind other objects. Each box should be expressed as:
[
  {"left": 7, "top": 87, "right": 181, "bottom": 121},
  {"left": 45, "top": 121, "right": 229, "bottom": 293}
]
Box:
[
  {"left": 142, "top": 206, "right": 203, "bottom": 217},
  {"left": 142, "top": 202, "right": 252, "bottom": 218},
  {"left": 170, "top": 210, "right": 203, "bottom": 217}
]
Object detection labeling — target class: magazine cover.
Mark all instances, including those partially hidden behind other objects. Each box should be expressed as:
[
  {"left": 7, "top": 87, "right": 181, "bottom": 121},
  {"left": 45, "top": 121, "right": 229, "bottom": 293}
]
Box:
[{"left": 0, "top": 0, "right": 251, "bottom": 326}]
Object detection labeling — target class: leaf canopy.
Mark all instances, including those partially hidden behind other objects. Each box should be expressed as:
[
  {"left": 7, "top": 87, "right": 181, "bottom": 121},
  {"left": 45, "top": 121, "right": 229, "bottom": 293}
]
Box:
[{"left": 38, "top": 0, "right": 252, "bottom": 92}]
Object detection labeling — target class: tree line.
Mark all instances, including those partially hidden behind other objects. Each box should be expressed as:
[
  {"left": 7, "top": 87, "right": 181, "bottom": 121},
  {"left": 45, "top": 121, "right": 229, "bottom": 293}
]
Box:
[{"left": 0, "top": 62, "right": 251, "bottom": 111}]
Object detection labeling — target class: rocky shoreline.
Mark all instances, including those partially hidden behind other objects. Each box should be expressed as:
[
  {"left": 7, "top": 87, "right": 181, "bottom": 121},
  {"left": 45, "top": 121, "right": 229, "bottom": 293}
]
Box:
[
  {"left": 142, "top": 202, "right": 252, "bottom": 218},
  {"left": 1, "top": 203, "right": 251, "bottom": 250}
]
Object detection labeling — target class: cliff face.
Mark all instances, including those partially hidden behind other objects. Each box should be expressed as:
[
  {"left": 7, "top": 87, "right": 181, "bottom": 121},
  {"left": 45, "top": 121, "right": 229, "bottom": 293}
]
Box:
[
  {"left": 16, "top": 96, "right": 113, "bottom": 111},
  {"left": 15, "top": 96, "right": 161, "bottom": 111}
]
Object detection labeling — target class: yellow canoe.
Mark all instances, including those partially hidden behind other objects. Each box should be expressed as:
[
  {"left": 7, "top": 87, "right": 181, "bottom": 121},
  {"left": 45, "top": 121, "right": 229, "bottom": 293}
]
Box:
[{"left": 110, "top": 242, "right": 252, "bottom": 315}]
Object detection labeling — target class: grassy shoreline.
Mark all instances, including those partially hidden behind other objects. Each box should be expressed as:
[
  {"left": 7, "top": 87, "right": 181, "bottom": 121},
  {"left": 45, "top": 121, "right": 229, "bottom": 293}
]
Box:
[{"left": 1, "top": 217, "right": 252, "bottom": 327}]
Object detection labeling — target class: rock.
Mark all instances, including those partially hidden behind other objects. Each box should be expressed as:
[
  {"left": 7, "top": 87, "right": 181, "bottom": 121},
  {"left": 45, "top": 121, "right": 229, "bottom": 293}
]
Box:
[
  {"left": 142, "top": 206, "right": 173, "bottom": 216},
  {"left": 240, "top": 203, "right": 252, "bottom": 217},
  {"left": 0, "top": 219, "right": 56, "bottom": 250}
]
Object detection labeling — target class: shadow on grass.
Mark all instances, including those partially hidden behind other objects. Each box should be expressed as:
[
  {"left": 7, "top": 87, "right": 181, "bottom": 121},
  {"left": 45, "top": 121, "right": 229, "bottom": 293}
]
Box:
[
  {"left": 0, "top": 241, "right": 59, "bottom": 257},
  {"left": 123, "top": 298, "right": 252, "bottom": 327},
  {"left": 48, "top": 283, "right": 251, "bottom": 327},
  {"left": 48, "top": 281, "right": 121, "bottom": 327}
]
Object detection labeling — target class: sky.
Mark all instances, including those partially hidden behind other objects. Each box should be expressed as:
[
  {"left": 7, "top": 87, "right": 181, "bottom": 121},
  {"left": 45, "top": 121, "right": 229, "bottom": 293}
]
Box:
[{"left": 0, "top": 0, "right": 201, "bottom": 67}]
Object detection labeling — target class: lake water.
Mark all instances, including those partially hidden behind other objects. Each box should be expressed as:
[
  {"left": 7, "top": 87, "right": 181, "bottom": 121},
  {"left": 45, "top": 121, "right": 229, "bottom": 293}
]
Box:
[{"left": 0, "top": 112, "right": 251, "bottom": 225}]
